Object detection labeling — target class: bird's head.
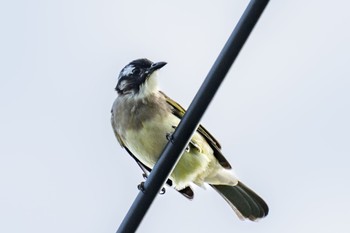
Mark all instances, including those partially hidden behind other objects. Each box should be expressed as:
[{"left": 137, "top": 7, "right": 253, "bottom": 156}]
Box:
[{"left": 115, "top": 58, "right": 167, "bottom": 97}]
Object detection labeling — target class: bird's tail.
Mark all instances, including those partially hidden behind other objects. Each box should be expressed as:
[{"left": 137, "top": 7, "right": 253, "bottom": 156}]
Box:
[{"left": 210, "top": 181, "right": 268, "bottom": 221}]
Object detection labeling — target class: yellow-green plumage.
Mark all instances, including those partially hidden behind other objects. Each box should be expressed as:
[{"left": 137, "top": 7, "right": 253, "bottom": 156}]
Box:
[{"left": 111, "top": 58, "right": 268, "bottom": 220}]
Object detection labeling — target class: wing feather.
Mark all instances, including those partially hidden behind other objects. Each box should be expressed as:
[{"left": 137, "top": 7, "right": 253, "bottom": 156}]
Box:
[{"left": 159, "top": 91, "right": 232, "bottom": 169}]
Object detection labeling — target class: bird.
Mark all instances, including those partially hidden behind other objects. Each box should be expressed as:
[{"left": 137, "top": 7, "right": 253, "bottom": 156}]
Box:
[{"left": 111, "top": 58, "right": 268, "bottom": 221}]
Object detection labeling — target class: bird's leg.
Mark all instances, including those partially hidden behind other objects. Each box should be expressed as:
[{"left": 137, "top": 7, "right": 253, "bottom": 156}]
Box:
[
  {"left": 137, "top": 181, "right": 145, "bottom": 192},
  {"left": 136, "top": 163, "right": 166, "bottom": 195},
  {"left": 135, "top": 162, "right": 148, "bottom": 192},
  {"left": 165, "top": 125, "right": 178, "bottom": 142},
  {"left": 166, "top": 131, "right": 174, "bottom": 143},
  {"left": 166, "top": 126, "right": 190, "bottom": 152},
  {"left": 137, "top": 182, "right": 166, "bottom": 195},
  {"left": 136, "top": 162, "right": 149, "bottom": 180},
  {"left": 138, "top": 185, "right": 166, "bottom": 195}
]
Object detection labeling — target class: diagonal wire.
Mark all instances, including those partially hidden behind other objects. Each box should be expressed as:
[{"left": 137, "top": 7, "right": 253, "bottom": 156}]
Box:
[{"left": 116, "top": 0, "right": 270, "bottom": 232}]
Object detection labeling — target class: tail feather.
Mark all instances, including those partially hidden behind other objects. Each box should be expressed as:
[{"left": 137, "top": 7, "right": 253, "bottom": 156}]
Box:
[{"left": 210, "top": 181, "right": 268, "bottom": 221}]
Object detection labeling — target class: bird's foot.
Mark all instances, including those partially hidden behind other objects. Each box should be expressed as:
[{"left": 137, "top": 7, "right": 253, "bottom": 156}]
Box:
[
  {"left": 166, "top": 130, "right": 190, "bottom": 152},
  {"left": 160, "top": 187, "right": 166, "bottom": 195},
  {"left": 142, "top": 172, "right": 148, "bottom": 180},
  {"left": 165, "top": 126, "right": 177, "bottom": 142},
  {"left": 137, "top": 181, "right": 166, "bottom": 195},
  {"left": 166, "top": 132, "right": 174, "bottom": 142},
  {"left": 137, "top": 181, "right": 145, "bottom": 192}
]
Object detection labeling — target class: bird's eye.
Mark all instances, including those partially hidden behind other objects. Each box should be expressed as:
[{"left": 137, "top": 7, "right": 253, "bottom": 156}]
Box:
[{"left": 133, "top": 68, "right": 141, "bottom": 75}]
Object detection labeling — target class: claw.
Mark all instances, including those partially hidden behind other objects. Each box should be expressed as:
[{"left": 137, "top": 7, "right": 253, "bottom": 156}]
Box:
[
  {"left": 142, "top": 173, "right": 148, "bottom": 180},
  {"left": 160, "top": 187, "right": 166, "bottom": 195},
  {"left": 137, "top": 181, "right": 145, "bottom": 192},
  {"left": 166, "top": 133, "right": 174, "bottom": 142},
  {"left": 137, "top": 181, "right": 166, "bottom": 195}
]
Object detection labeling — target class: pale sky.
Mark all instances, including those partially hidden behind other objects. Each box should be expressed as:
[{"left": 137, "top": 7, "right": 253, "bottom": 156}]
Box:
[{"left": 1, "top": 0, "right": 349, "bottom": 233}]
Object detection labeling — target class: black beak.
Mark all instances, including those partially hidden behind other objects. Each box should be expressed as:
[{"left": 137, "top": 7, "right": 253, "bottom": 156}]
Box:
[{"left": 148, "top": 61, "right": 167, "bottom": 73}]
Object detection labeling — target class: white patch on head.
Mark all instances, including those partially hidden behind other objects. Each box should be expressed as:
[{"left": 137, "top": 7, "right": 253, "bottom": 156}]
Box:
[
  {"left": 136, "top": 71, "right": 159, "bottom": 99},
  {"left": 120, "top": 65, "right": 134, "bottom": 77}
]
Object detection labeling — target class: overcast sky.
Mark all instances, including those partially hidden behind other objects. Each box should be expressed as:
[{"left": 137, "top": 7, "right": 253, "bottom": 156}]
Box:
[{"left": 1, "top": 0, "right": 349, "bottom": 232}]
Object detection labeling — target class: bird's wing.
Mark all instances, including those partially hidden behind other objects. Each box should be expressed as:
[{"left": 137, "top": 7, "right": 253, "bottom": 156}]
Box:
[
  {"left": 159, "top": 91, "right": 232, "bottom": 169},
  {"left": 111, "top": 112, "right": 194, "bottom": 199}
]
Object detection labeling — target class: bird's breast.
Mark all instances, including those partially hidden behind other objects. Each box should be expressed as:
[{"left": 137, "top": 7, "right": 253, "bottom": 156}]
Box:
[
  {"left": 124, "top": 114, "right": 180, "bottom": 168},
  {"left": 112, "top": 94, "right": 179, "bottom": 168}
]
